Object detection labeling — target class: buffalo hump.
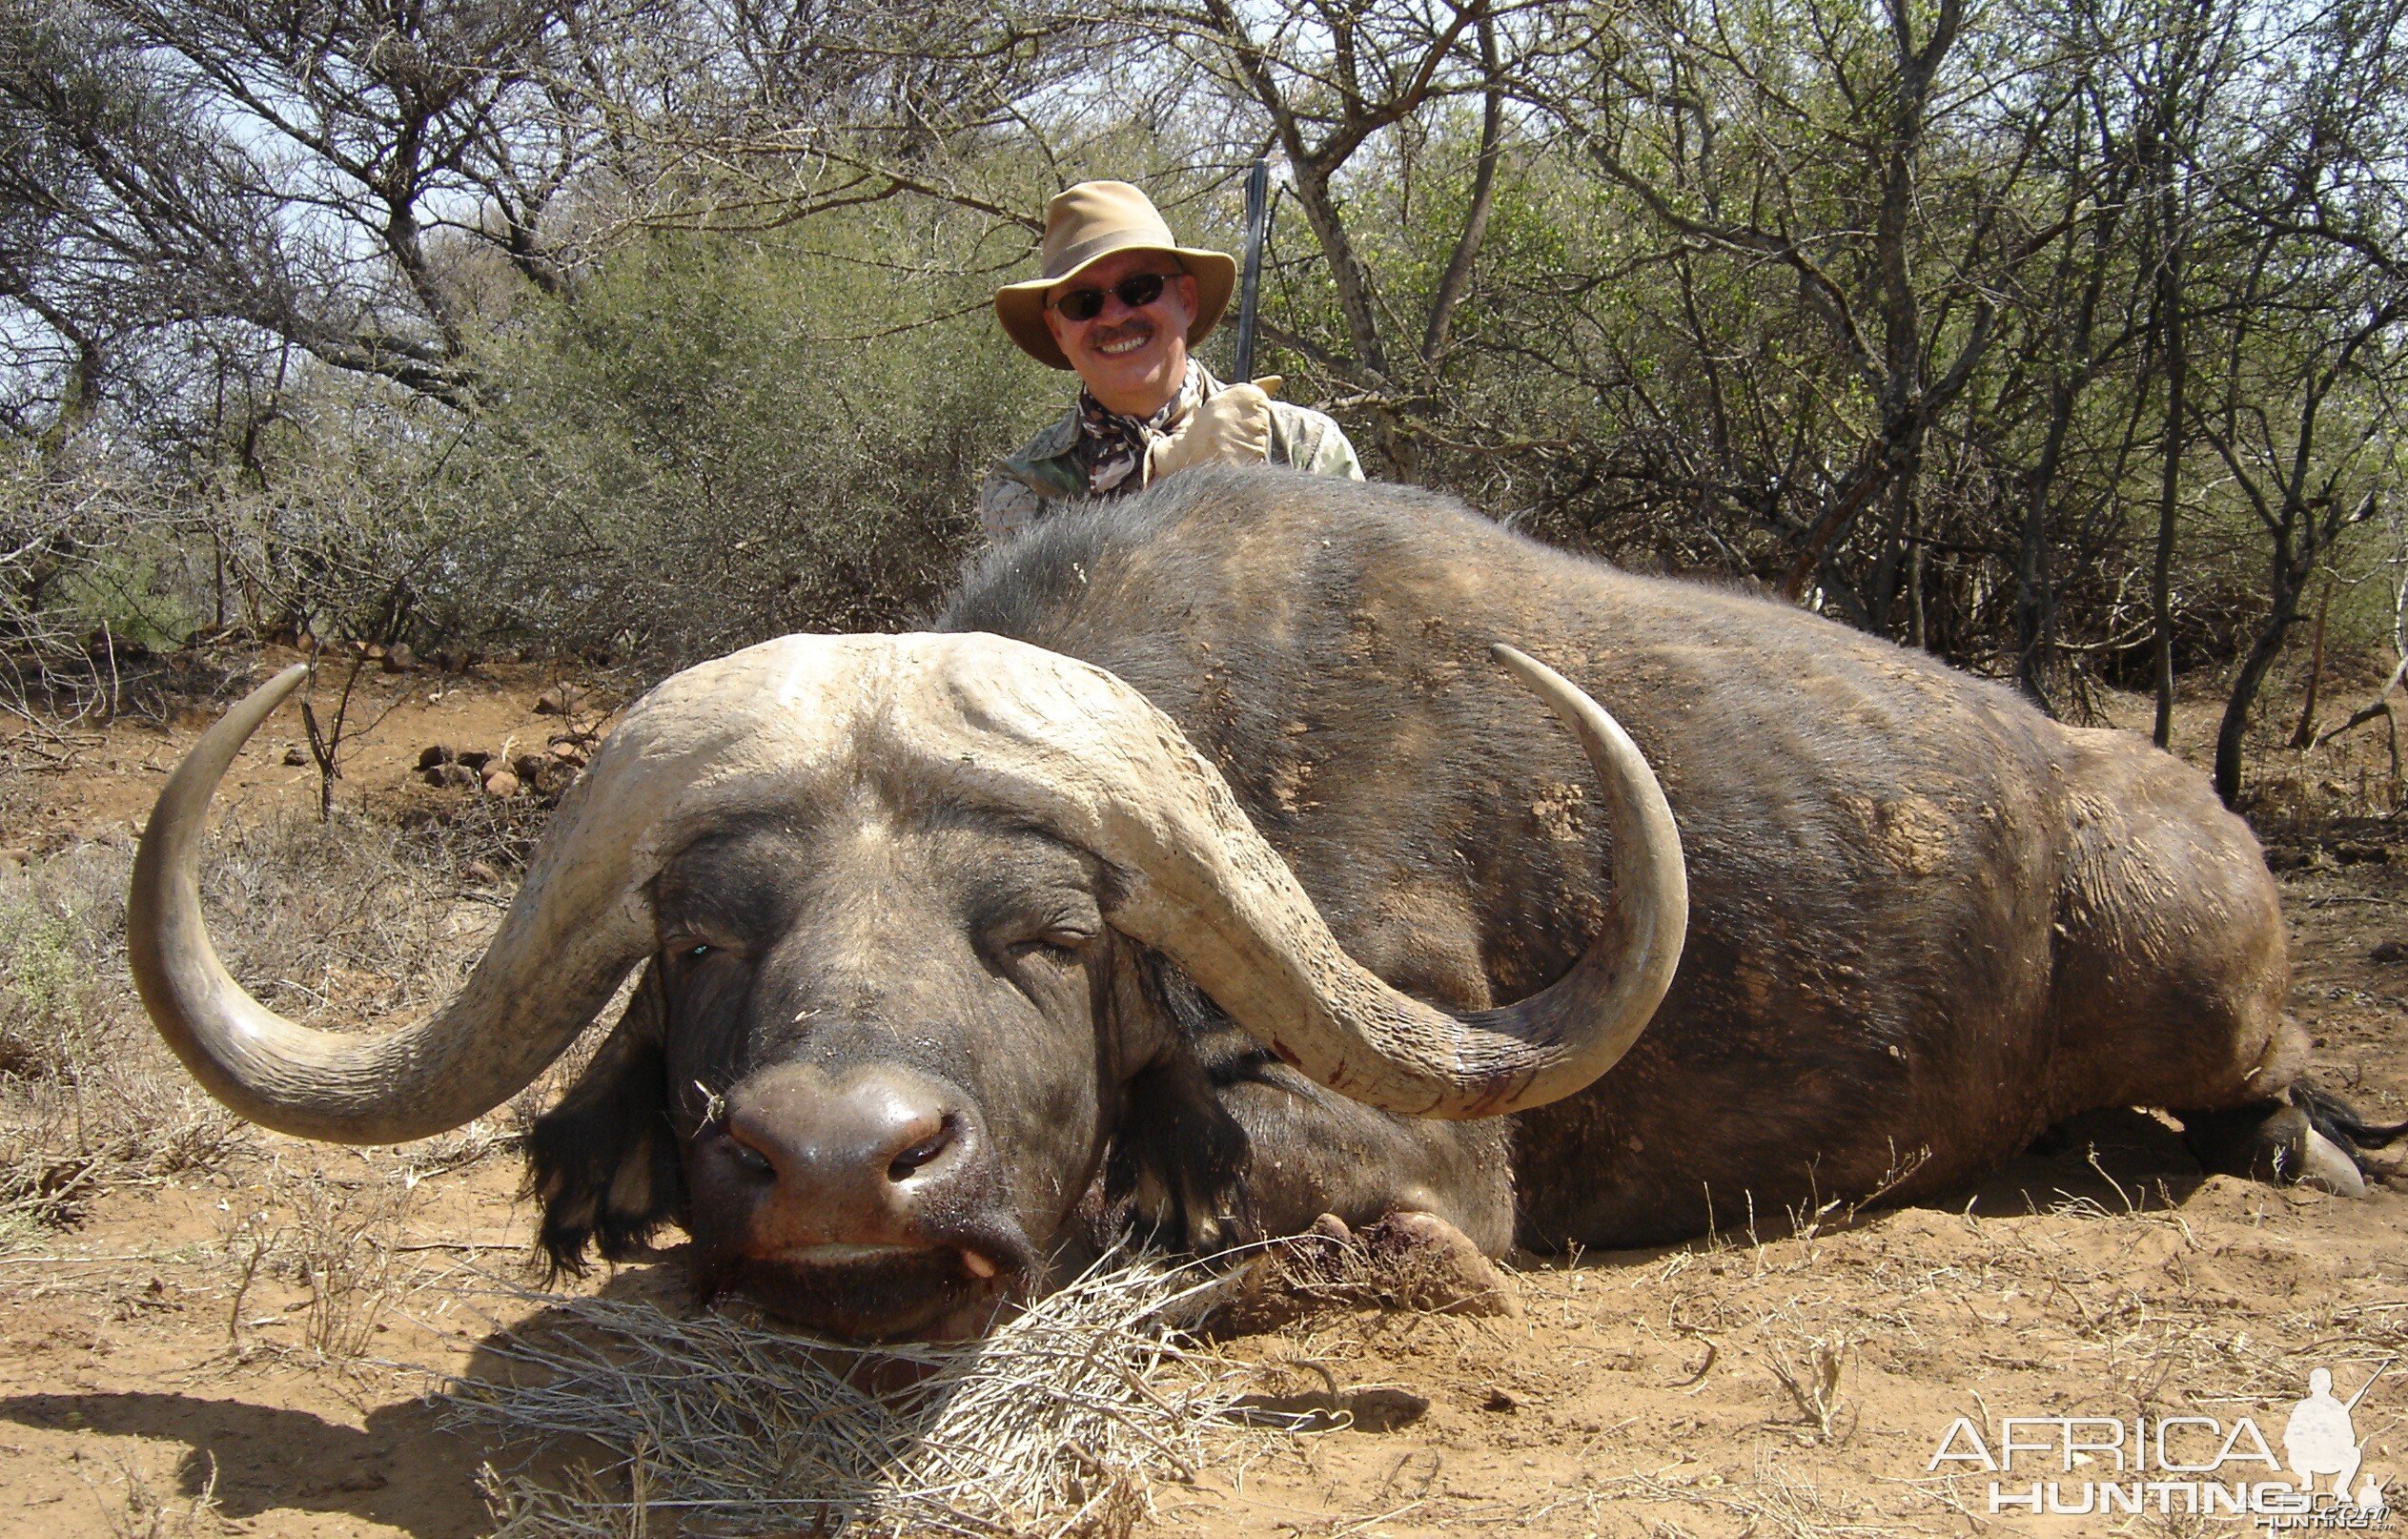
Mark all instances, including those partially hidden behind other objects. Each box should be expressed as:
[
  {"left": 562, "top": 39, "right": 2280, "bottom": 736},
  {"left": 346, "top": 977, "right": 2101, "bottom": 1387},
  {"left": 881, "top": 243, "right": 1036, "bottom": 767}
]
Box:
[{"left": 939, "top": 467, "right": 2300, "bottom": 1246}]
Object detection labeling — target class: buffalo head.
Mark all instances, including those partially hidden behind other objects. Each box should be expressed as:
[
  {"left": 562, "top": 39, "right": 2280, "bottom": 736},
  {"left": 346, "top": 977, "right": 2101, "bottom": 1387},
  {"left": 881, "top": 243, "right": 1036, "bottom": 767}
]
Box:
[{"left": 128, "top": 633, "right": 1684, "bottom": 1338}]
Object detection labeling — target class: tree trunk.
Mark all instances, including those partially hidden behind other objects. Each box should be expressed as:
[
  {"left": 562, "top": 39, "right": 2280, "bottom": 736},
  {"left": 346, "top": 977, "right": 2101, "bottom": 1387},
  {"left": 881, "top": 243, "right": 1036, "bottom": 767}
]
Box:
[
  {"left": 2016, "top": 375, "right": 2077, "bottom": 712},
  {"left": 2216, "top": 530, "right": 2309, "bottom": 806},
  {"left": 2215, "top": 601, "right": 2295, "bottom": 807},
  {"left": 2289, "top": 578, "right": 2333, "bottom": 749},
  {"left": 2151, "top": 200, "right": 2188, "bottom": 749}
]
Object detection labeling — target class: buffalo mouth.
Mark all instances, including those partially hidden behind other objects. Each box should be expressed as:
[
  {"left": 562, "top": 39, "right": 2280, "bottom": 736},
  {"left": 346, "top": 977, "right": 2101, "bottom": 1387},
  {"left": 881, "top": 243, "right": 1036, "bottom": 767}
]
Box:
[{"left": 694, "top": 1240, "right": 1029, "bottom": 1343}]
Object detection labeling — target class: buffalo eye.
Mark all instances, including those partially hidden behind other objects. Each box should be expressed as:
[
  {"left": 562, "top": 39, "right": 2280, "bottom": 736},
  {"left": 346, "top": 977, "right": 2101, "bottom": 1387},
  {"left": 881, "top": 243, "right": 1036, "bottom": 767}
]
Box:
[
  {"left": 1013, "top": 922, "right": 1099, "bottom": 957},
  {"left": 661, "top": 935, "right": 739, "bottom": 977}
]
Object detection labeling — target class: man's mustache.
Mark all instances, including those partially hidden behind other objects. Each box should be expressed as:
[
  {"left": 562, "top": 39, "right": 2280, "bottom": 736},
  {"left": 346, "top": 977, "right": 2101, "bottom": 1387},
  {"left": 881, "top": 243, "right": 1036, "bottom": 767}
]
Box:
[{"left": 1088, "top": 317, "right": 1155, "bottom": 350}]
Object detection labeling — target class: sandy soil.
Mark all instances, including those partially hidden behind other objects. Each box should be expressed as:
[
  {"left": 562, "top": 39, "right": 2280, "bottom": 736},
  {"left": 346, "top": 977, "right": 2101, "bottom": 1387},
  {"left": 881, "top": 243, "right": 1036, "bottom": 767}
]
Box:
[{"left": 3, "top": 655, "right": 2405, "bottom": 1538}]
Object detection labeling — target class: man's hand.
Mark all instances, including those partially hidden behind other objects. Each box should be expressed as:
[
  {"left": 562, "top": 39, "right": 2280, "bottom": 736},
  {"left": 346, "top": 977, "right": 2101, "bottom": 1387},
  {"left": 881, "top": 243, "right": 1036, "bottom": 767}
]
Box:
[{"left": 1145, "top": 376, "right": 1284, "bottom": 484}]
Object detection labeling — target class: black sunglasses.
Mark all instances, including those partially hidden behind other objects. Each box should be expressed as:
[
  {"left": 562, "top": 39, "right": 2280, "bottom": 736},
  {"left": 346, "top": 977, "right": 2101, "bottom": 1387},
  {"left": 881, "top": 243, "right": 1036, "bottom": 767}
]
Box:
[{"left": 1050, "top": 270, "right": 1179, "bottom": 322}]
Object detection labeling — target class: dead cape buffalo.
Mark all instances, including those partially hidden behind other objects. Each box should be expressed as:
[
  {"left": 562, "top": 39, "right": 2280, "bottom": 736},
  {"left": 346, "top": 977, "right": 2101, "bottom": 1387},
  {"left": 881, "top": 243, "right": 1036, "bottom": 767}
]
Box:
[{"left": 130, "top": 468, "right": 2396, "bottom": 1341}]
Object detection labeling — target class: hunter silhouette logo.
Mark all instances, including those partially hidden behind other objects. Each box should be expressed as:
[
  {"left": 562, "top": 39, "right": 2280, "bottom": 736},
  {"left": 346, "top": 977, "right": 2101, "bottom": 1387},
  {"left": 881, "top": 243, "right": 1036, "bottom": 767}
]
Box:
[
  {"left": 2283, "top": 1365, "right": 2390, "bottom": 1519},
  {"left": 1926, "top": 1360, "right": 2393, "bottom": 1525},
  {"left": 2287, "top": 1367, "right": 2367, "bottom": 1500}
]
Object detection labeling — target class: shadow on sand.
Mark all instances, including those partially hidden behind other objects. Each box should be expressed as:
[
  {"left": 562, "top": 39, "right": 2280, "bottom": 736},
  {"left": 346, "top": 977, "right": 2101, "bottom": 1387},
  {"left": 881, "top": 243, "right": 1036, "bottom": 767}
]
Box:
[
  {"left": 1520, "top": 1104, "right": 2216, "bottom": 1276},
  {"left": 0, "top": 1260, "right": 704, "bottom": 1539},
  {"left": 1952, "top": 1104, "right": 2212, "bottom": 1216}
]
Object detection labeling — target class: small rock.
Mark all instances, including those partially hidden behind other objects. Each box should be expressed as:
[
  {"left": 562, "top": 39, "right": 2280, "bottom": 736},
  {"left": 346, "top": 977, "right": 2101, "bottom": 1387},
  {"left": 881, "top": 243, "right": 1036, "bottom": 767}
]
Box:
[
  {"left": 423, "top": 763, "right": 479, "bottom": 790},
  {"left": 535, "top": 685, "right": 583, "bottom": 716},
  {"left": 281, "top": 747, "right": 307, "bottom": 767},
  {"left": 2373, "top": 940, "right": 2408, "bottom": 965},
  {"left": 482, "top": 770, "right": 520, "bottom": 798},
  {"left": 457, "top": 749, "right": 493, "bottom": 773},
  {"left": 548, "top": 740, "right": 588, "bottom": 766},
  {"left": 464, "top": 860, "right": 500, "bottom": 885},
  {"left": 381, "top": 643, "right": 413, "bottom": 672},
  {"left": 1480, "top": 1386, "right": 1519, "bottom": 1413},
  {"left": 513, "top": 752, "right": 547, "bottom": 782},
  {"left": 417, "top": 744, "right": 454, "bottom": 770}
]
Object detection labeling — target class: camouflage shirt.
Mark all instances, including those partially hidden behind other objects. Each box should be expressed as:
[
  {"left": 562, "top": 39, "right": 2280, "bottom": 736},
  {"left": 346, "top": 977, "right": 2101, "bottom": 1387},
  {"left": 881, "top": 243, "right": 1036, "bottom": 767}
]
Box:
[{"left": 977, "top": 365, "right": 1363, "bottom": 540}]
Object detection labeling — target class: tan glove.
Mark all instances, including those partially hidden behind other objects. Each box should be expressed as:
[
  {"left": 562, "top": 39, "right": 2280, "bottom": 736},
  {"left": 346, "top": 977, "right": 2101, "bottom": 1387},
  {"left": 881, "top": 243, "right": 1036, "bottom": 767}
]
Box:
[{"left": 1145, "top": 376, "right": 1283, "bottom": 485}]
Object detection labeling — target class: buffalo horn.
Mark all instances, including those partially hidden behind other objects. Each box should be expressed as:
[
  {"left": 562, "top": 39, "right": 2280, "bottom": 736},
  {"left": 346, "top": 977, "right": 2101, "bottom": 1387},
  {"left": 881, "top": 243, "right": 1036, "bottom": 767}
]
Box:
[
  {"left": 130, "top": 634, "right": 1684, "bottom": 1139},
  {"left": 926, "top": 636, "right": 1686, "bottom": 1118},
  {"left": 127, "top": 665, "right": 655, "bottom": 1142}
]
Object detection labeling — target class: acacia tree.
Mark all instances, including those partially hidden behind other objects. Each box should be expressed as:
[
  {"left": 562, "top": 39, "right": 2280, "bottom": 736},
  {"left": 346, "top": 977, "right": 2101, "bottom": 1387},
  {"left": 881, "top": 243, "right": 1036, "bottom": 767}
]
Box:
[
  {"left": 1500, "top": 0, "right": 2087, "bottom": 642},
  {"left": 1143, "top": 0, "right": 1514, "bottom": 476},
  {"left": 0, "top": 0, "right": 602, "bottom": 416},
  {"left": 2184, "top": 0, "right": 2408, "bottom": 804}
]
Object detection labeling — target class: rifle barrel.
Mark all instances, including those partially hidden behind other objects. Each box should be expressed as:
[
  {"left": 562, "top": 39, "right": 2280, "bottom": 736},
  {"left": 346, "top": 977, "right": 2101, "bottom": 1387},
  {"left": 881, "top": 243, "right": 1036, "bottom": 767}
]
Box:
[
  {"left": 2343, "top": 1356, "right": 2394, "bottom": 1411},
  {"left": 1233, "top": 160, "right": 1270, "bottom": 383}
]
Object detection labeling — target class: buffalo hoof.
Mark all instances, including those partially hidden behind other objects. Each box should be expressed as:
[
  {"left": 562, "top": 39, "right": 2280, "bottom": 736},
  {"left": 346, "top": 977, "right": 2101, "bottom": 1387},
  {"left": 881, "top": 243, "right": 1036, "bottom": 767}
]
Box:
[
  {"left": 1355, "top": 1211, "right": 1521, "bottom": 1318},
  {"left": 2300, "top": 1127, "right": 2369, "bottom": 1198},
  {"left": 2184, "top": 1101, "right": 2367, "bottom": 1197}
]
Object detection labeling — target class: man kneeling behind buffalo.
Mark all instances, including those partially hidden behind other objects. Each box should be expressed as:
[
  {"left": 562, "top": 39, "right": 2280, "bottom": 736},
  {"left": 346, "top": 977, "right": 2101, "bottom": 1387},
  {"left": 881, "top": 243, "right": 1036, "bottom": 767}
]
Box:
[{"left": 979, "top": 179, "right": 1361, "bottom": 540}]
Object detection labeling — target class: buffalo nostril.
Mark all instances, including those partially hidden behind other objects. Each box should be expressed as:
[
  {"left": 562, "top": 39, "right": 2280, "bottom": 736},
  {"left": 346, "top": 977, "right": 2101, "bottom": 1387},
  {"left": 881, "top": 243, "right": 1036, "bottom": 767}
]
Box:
[{"left": 887, "top": 1116, "right": 957, "bottom": 1182}]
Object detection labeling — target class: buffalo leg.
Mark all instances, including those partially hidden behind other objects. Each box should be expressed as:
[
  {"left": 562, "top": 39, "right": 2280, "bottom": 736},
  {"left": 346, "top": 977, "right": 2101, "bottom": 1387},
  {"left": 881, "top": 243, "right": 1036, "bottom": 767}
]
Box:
[
  {"left": 2180, "top": 1098, "right": 2365, "bottom": 1196},
  {"left": 1208, "top": 1061, "right": 1517, "bottom": 1251},
  {"left": 1115, "top": 975, "right": 1515, "bottom": 1256}
]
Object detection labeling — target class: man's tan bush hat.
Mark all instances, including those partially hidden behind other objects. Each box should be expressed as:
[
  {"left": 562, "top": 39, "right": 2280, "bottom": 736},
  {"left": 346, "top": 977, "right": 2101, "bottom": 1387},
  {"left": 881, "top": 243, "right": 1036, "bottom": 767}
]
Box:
[{"left": 995, "top": 181, "right": 1237, "bottom": 370}]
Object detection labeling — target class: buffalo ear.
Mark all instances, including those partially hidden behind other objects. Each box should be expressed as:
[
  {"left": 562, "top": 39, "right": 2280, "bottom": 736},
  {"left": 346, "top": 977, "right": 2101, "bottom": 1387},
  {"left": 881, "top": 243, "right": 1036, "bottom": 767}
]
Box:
[
  {"left": 1104, "top": 966, "right": 1256, "bottom": 1253},
  {"left": 524, "top": 961, "right": 684, "bottom": 1277}
]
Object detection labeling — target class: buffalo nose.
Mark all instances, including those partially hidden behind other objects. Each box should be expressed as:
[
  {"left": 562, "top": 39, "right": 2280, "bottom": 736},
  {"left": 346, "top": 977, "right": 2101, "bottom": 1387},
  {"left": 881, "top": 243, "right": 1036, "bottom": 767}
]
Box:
[{"left": 712, "top": 1064, "right": 973, "bottom": 1247}]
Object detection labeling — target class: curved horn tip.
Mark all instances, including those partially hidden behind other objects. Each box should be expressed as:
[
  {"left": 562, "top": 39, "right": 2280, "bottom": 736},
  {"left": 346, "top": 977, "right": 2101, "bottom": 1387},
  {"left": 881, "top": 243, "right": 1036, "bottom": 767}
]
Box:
[
  {"left": 1487, "top": 642, "right": 1556, "bottom": 687},
  {"left": 214, "top": 662, "right": 312, "bottom": 734},
  {"left": 261, "top": 661, "right": 311, "bottom": 695},
  {"left": 127, "top": 655, "right": 617, "bottom": 1146},
  {"left": 1098, "top": 632, "right": 1686, "bottom": 1121}
]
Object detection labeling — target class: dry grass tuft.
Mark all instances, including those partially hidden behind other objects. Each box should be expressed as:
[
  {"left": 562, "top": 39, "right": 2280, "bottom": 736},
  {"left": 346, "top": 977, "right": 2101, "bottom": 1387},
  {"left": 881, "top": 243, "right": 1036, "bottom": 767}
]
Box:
[
  {"left": 1606, "top": 1452, "right": 1905, "bottom": 1537},
  {"left": 221, "top": 1159, "right": 421, "bottom": 1367},
  {"left": 0, "top": 809, "right": 519, "bottom": 1234},
  {"left": 0, "top": 839, "right": 243, "bottom": 1232},
  {"left": 1763, "top": 1325, "right": 1856, "bottom": 1446},
  {"left": 444, "top": 1254, "right": 1275, "bottom": 1539},
  {"left": 87, "top": 1448, "right": 225, "bottom": 1539}
]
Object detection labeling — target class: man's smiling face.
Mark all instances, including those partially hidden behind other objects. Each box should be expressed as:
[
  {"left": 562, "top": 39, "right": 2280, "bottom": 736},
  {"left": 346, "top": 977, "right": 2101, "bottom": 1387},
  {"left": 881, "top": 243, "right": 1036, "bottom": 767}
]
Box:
[{"left": 1043, "top": 248, "right": 1199, "bottom": 418}]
